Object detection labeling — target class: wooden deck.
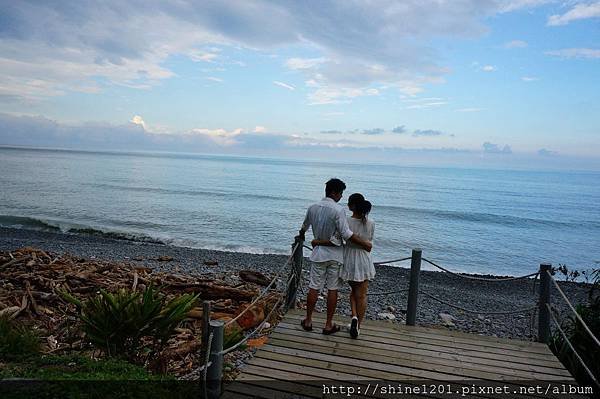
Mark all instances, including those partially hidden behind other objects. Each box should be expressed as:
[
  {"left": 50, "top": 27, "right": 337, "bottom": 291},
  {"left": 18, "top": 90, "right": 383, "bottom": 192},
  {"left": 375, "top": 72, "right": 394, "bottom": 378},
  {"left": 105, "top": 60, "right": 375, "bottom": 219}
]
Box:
[{"left": 223, "top": 309, "right": 578, "bottom": 398}]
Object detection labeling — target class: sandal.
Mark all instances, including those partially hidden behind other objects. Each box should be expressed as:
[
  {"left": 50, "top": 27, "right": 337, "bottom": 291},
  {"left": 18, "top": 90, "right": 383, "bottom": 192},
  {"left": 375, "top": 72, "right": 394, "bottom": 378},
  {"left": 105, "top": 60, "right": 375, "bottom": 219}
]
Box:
[
  {"left": 322, "top": 324, "right": 340, "bottom": 335},
  {"left": 300, "top": 319, "right": 313, "bottom": 331}
]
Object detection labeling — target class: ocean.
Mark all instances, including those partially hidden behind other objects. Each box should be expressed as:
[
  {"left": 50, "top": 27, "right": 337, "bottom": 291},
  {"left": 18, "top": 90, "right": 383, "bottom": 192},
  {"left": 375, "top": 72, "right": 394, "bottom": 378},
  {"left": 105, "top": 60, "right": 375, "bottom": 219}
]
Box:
[{"left": 1, "top": 146, "right": 599, "bottom": 276}]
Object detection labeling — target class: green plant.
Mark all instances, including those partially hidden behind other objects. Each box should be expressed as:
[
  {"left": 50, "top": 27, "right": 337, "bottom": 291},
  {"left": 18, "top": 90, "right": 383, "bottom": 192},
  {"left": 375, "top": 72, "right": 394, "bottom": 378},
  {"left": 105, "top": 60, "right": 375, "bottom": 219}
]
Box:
[
  {"left": 0, "top": 315, "right": 40, "bottom": 360},
  {"left": 549, "top": 268, "right": 600, "bottom": 387},
  {"left": 60, "top": 285, "right": 198, "bottom": 360},
  {"left": 223, "top": 326, "right": 245, "bottom": 351}
]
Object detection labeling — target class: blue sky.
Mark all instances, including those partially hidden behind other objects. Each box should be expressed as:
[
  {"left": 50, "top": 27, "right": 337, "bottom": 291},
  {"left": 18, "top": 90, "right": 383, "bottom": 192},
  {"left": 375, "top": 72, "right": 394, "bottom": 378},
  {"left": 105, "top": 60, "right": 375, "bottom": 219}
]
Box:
[{"left": 1, "top": 0, "right": 599, "bottom": 169}]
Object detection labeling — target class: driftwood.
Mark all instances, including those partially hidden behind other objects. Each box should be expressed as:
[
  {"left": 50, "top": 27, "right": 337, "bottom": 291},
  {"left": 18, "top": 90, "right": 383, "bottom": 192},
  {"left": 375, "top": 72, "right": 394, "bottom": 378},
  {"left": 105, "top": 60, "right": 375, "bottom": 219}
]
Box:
[
  {"left": 0, "top": 246, "right": 283, "bottom": 378},
  {"left": 239, "top": 270, "right": 270, "bottom": 286}
]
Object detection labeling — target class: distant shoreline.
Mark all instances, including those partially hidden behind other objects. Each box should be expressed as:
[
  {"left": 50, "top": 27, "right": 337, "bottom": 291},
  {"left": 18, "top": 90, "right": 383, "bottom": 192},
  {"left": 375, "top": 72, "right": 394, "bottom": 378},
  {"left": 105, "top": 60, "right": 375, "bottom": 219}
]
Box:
[{"left": 0, "top": 226, "right": 590, "bottom": 340}]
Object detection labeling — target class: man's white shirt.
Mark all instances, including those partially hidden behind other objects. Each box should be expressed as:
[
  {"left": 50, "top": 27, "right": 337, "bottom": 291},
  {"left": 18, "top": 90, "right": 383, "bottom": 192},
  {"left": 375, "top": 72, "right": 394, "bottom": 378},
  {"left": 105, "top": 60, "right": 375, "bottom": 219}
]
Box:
[{"left": 302, "top": 197, "right": 353, "bottom": 263}]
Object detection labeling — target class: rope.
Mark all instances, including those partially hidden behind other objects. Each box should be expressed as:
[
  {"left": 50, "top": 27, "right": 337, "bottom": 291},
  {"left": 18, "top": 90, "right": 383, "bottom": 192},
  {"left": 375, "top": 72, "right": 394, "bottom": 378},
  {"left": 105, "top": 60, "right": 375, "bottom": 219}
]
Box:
[
  {"left": 367, "top": 288, "right": 411, "bottom": 296},
  {"left": 547, "top": 271, "right": 600, "bottom": 349},
  {"left": 422, "top": 258, "right": 539, "bottom": 282},
  {"left": 547, "top": 304, "right": 599, "bottom": 388},
  {"left": 420, "top": 289, "right": 538, "bottom": 315},
  {"left": 202, "top": 330, "right": 214, "bottom": 388},
  {"left": 374, "top": 257, "right": 412, "bottom": 266},
  {"left": 219, "top": 293, "right": 285, "bottom": 356},
  {"left": 225, "top": 242, "right": 300, "bottom": 326},
  {"left": 303, "top": 244, "right": 312, "bottom": 251}
]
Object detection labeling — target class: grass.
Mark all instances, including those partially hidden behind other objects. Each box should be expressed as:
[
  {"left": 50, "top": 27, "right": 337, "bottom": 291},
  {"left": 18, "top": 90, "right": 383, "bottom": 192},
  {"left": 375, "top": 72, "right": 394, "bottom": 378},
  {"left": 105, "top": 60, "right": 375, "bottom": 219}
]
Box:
[{"left": 0, "top": 315, "right": 40, "bottom": 360}]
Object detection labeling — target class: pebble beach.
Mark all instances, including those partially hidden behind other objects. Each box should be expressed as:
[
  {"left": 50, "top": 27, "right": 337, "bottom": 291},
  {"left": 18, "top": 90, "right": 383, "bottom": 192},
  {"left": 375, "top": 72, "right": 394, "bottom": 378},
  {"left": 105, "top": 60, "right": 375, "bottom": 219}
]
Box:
[{"left": 0, "top": 226, "right": 590, "bottom": 340}]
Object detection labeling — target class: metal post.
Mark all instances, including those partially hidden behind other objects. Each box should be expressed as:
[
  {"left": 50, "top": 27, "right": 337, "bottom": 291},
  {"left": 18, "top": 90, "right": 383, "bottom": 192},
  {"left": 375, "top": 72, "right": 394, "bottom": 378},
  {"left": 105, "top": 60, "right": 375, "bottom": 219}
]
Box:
[
  {"left": 200, "top": 301, "right": 211, "bottom": 362},
  {"left": 538, "top": 263, "right": 552, "bottom": 343},
  {"left": 406, "top": 248, "right": 422, "bottom": 326},
  {"left": 206, "top": 320, "right": 224, "bottom": 399},
  {"left": 285, "top": 236, "right": 304, "bottom": 311}
]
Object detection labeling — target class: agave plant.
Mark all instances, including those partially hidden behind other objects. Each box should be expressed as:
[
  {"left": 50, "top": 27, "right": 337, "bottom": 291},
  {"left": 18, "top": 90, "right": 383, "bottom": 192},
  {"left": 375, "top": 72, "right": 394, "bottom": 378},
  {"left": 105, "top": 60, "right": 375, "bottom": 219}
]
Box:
[{"left": 60, "top": 285, "right": 198, "bottom": 359}]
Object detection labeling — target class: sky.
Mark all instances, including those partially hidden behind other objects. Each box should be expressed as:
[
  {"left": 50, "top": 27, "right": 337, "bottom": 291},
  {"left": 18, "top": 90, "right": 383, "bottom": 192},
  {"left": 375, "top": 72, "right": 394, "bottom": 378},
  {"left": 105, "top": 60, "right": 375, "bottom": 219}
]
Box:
[{"left": 0, "top": 0, "right": 599, "bottom": 170}]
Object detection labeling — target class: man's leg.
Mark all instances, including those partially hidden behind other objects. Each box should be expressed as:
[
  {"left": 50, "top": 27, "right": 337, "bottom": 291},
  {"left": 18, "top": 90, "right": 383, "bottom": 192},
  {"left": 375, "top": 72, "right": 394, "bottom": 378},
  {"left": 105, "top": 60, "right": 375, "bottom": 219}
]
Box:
[
  {"left": 304, "top": 288, "right": 319, "bottom": 327},
  {"left": 324, "top": 289, "right": 338, "bottom": 330}
]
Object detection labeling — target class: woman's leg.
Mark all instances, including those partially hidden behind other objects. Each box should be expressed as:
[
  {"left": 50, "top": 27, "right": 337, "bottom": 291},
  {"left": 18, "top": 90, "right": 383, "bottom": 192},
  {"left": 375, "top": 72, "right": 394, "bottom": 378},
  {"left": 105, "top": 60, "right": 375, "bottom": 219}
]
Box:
[
  {"left": 355, "top": 281, "right": 369, "bottom": 327},
  {"left": 348, "top": 281, "right": 358, "bottom": 318}
]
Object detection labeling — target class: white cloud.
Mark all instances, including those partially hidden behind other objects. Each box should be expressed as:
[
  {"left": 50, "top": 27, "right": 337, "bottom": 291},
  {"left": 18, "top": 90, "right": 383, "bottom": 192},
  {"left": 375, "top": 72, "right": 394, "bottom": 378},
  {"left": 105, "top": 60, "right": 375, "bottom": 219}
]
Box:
[
  {"left": 455, "top": 107, "right": 483, "bottom": 112},
  {"left": 285, "top": 58, "right": 326, "bottom": 70},
  {"left": 273, "top": 81, "right": 295, "bottom": 90},
  {"left": 0, "top": 1, "right": 557, "bottom": 103},
  {"left": 482, "top": 65, "right": 497, "bottom": 72},
  {"left": 130, "top": 115, "right": 146, "bottom": 129},
  {"left": 545, "top": 48, "right": 600, "bottom": 59},
  {"left": 498, "top": 0, "right": 554, "bottom": 13},
  {"left": 253, "top": 126, "right": 266, "bottom": 133},
  {"left": 206, "top": 76, "right": 223, "bottom": 82},
  {"left": 504, "top": 40, "right": 528, "bottom": 49},
  {"left": 521, "top": 76, "right": 539, "bottom": 81},
  {"left": 548, "top": 2, "right": 600, "bottom": 26}
]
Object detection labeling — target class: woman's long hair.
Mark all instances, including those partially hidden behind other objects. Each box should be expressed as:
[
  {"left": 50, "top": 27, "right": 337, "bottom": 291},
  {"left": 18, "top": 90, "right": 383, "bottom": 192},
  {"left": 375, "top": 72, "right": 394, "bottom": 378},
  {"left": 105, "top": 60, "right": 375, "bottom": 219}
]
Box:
[{"left": 348, "top": 193, "right": 371, "bottom": 223}]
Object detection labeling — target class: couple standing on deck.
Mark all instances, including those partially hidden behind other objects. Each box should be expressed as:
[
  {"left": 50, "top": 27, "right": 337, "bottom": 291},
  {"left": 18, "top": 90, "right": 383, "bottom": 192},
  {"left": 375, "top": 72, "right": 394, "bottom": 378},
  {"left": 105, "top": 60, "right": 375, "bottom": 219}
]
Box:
[{"left": 297, "top": 178, "right": 375, "bottom": 339}]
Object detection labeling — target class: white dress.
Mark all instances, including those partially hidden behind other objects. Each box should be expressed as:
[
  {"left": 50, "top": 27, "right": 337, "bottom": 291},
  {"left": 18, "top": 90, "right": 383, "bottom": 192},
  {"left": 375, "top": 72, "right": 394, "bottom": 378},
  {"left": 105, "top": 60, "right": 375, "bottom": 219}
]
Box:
[{"left": 340, "top": 217, "right": 375, "bottom": 282}]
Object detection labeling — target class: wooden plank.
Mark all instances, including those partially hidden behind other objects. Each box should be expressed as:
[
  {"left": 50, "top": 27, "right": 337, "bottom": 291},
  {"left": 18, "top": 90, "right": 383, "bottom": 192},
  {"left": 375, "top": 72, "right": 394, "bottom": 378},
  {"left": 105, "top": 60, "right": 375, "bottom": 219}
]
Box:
[
  {"left": 278, "top": 319, "right": 562, "bottom": 367},
  {"left": 252, "top": 349, "right": 538, "bottom": 399},
  {"left": 260, "top": 344, "right": 468, "bottom": 380},
  {"left": 274, "top": 324, "right": 569, "bottom": 375},
  {"left": 266, "top": 336, "right": 571, "bottom": 381},
  {"left": 285, "top": 311, "right": 550, "bottom": 353}
]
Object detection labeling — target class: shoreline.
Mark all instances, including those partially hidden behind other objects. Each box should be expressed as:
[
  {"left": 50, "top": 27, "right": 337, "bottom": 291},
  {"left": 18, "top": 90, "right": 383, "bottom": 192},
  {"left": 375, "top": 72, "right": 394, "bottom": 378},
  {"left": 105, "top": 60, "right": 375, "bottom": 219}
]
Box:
[{"left": 0, "top": 226, "right": 590, "bottom": 340}]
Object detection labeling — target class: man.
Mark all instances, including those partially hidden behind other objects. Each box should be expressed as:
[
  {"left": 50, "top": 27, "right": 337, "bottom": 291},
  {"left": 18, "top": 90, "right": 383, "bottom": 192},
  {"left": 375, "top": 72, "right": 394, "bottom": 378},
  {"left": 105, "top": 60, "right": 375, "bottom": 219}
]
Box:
[{"left": 298, "top": 178, "right": 372, "bottom": 334}]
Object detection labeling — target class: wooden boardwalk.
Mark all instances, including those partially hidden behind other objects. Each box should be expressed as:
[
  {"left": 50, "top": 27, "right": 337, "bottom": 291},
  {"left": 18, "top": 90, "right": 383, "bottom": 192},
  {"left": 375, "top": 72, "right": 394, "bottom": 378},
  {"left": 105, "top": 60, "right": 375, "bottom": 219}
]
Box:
[{"left": 223, "top": 309, "right": 578, "bottom": 398}]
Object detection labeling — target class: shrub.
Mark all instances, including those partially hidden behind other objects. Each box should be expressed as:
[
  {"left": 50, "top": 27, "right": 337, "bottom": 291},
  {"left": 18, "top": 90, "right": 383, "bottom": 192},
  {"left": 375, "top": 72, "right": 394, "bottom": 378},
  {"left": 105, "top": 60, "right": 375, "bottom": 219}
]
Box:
[
  {"left": 60, "top": 285, "right": 198, "bottom": 360},
  {"left": 549, "top": 269, "right": 600, "bottom": 387},
  {"left": 0, "top": 315, "right": 40, "bottom": 360}
]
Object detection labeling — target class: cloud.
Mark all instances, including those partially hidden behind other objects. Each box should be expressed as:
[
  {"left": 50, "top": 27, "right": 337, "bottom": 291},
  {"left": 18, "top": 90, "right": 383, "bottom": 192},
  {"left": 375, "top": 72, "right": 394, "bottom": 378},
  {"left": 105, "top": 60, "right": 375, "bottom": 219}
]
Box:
[
  {"left": 286, "top": 58, "right": 326, "bottom": 70},
  {"left": 538, "top": 148, "right": 558, "bottom": 156},
  {"left": 253, "top": 126, "right": 266, "bottom": 133},
  {"left": 362, "top": 128, "right": 384, "bottom": 135},
  {"left": 545, "top": 48, "right": 600, "bottom": 59},
  {"left": 320, "top": 130, "right": 343, "bottom": 134},
  {"left": 521, "top": 76, "right": 539, "bottom": 82},
  {"left": 0, "top": 1, "right": 557, "bottom": 103},
  {"left": 273, "top": 81, "right": 295, "bottom": 90},
  {"left": 547, "top": 2, "right": 600, "bottom": 26},
  {"left": 403, "top": 97, "right": 447, "bottom": 109},
  {"left": 481, "top": 65, "right": 497, "bottom": 72},
  {"left": 483, "top": 142, "right": 512, "bottom": 154},
  {"left": 504, "top": 40, "right": 528, "bottom": 49},
  {"left": 206, "top": 76, "right": 223, "bottom": 82},
  {"left": 130, "top": 115, "right": 146, "bottom": 130},
  {"left": 392, "top": 125, "right": 407, "bottom": 134},
  {"left": 413, "top": 129, "right": 443, "bottom": 137},
  {"left": 455, "top": 107, "right": 483, "bottom": 112}
]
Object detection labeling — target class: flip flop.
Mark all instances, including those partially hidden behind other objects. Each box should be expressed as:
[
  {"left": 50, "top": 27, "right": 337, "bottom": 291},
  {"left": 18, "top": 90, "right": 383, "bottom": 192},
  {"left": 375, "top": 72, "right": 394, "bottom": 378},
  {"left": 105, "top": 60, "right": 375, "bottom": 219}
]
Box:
[
  {"left": 300, "top": 319, "right": 313, "bottom": 331},
  {"left": 322, "top": 324, "right": 340, "bottom": 335}
]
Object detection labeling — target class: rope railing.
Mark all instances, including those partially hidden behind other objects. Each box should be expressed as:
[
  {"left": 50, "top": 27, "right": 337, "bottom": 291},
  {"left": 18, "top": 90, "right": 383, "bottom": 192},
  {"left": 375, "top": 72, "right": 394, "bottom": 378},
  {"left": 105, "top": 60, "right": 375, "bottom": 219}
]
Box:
[
  {"left": 420, "top": 289, "right": 538, "bottom": 315},
  {"left": 547, "top": 303, "right": 599, "bottom": 388},
  {"left": 224, "top": 242, "right": 300, "bottom": 327},
  {"left": 374, "top": 256, "right": 412, "bottom": 266},
  {"left": 547, "top": 270, "right": 600, "bottom": 349},
  {"left": 218, "top": 283, "right": 288, "bottom": 356},
  {"left": 422, "top": 257, "right": 539, "bottom": 282}
]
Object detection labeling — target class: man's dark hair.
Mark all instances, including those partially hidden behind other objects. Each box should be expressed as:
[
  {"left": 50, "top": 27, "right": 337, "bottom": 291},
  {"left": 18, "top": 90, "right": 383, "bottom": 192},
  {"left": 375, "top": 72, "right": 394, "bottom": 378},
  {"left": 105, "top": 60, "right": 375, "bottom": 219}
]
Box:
[{"left": 325, "top": 178, "right": 346, "bottom": 196}]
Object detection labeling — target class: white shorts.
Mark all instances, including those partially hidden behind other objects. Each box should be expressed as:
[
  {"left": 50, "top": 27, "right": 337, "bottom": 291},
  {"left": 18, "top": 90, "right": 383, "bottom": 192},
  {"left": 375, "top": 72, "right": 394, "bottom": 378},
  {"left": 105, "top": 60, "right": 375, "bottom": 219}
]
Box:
[{"left": 308, "top": 260, "right": 343, "bottom": 291}]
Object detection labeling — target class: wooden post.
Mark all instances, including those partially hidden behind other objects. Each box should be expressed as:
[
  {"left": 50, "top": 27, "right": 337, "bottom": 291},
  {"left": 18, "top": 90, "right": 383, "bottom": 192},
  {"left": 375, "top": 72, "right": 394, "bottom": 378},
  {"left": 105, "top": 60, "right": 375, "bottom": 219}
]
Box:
[
  {"left": 200, "top": 300, "right": 211, "bottom": 363},
  {"left": 206, "top": 320, "right": 224, "bottom": 399},
  {"left": 538, "top": 263, "right": 552, "bottom": 343},
  {"left": 285, "top": 236, "right": 304, "bottom": 311},
  {"left": 406, "top": 248, "right": 422, "bottom": 326}
]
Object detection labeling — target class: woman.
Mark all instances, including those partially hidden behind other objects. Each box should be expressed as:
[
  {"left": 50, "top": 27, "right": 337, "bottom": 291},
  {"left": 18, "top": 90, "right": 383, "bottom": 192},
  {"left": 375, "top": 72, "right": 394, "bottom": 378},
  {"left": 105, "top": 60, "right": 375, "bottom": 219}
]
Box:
[{"left": 312, "top": 193, "right": 375, "bottom": 338}]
